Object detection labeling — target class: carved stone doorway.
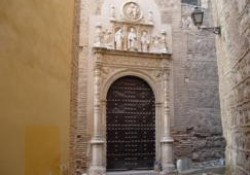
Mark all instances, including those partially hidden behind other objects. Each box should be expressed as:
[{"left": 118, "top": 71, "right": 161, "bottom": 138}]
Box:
[{"left": 106, "top": 76, "right": 155, "bottom": 171}]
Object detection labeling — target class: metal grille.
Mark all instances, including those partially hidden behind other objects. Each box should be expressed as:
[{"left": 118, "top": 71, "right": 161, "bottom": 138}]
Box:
[{"left": 106, "top": 76, "right": 155, "bottom": 171}]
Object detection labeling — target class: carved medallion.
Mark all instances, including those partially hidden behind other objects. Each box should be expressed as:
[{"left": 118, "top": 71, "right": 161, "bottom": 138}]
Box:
[{"left": 123, "top": 2, "right": 143, "bottom": 21}]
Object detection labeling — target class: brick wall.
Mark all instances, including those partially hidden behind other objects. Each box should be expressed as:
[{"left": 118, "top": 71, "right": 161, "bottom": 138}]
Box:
[{"left": 171, "top": 2, "right": 225, "bottom": 164}]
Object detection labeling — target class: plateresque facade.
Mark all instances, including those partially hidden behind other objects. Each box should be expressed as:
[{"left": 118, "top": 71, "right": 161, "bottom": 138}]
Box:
[{"left": 70, "top": 0, "right": 225, "bottom": 174}]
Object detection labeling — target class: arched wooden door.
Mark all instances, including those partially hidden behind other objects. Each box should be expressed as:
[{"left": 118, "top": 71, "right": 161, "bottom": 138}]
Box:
[{"left": 106, "top": 76, "right": 155, "bottom": 171}]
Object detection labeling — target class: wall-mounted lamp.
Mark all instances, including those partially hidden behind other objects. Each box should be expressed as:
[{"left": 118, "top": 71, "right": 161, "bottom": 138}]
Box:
[{"left": 191, "top": 7, "right": 221, "bottom": 35}]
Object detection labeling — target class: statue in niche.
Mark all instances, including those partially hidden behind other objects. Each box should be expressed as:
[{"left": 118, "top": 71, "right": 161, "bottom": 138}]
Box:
[
  {"left": 151, "top": 35, "right": 160, "bottom": 53},
  {"left": 127, "top": 27, "right": 137, "bottom": 51},
  {"left": 110, "top": 5, "right": 116, "bottom": 20},
  {"left": 114, "top": 28, "right": 124, "bottom": 50},
  {"left": 103, "top": 29, "right": 113, "bottom": 49},
  {"left": 160, "top": 30, "right": 168, "bottom": 53},
  {"left": 123, "top": 2, "right": 142, "bottom": 21},
  {"left": 140, "top": 31, "right": 150, "bottom": 52}
]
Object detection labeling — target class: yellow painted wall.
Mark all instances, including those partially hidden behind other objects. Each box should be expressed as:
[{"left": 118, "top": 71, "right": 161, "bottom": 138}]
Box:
[{"left": 0, "top": 0, "right": 74, "bottom": 174}]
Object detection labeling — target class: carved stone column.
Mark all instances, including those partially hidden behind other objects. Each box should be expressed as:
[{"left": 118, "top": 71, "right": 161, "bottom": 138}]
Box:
[
  {"left": 89, "top": 53, "right": 106, "bottom": 175},
  {"left": 160, "top": 69, "right": 175, "bottom": 175}
]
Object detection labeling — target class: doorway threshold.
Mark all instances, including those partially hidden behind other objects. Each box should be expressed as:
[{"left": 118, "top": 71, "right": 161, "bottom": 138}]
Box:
[{"left": 107, "top": 170, "right": 159, "bottom": 175}]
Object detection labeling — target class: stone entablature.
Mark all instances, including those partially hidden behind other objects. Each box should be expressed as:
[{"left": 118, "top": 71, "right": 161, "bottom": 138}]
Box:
[{"left": 94, "top": 48, "right": 171, "bottom": 87}]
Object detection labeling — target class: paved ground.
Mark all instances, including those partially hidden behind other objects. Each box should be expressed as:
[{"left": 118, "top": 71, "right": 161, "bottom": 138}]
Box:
[
  {"left": 107, "top": 171, "right": 158, "bottom": 175},
  {"left": 106, "top": 166, "right": 225, "bottom": 175}
]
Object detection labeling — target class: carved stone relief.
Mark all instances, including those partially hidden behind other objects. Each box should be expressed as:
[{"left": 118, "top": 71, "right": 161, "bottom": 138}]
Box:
[
  {"left": 122, "top": 2, "right": 143, "bottom": 21},
  {"left": 93, "top": 1, "right": 171, "bottom": 54},
  {"left": 101, "top": 54, "right": 170, "bottom": 68}
]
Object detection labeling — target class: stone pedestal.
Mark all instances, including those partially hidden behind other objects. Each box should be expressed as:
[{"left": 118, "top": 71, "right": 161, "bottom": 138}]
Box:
[
  {"left": 160, "top": 137, "right": 175, "bottom": 175},
  {"left": 89, "top": 138, "right": 106, "bottom": 175},
  {"left": 89, "top": 165, "right": 106, "bottom": 175}
]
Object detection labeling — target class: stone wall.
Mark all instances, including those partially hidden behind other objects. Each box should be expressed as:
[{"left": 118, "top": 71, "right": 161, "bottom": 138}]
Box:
[
  {"left": 171, "top": 1, "right": 225, "bottom": 164},
  {"left": 211, "top": 0, "right": 250, "bottom": 174},
  {"left": 151, "top": 2, "right": 225, "bottom": 165},
  {"left": 173, "top": 131, "right": 225, "bottom": 163}
]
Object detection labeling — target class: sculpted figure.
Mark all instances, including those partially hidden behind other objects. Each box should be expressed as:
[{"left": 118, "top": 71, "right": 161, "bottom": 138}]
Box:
[
  {"left": 140, "top": 31, "right": 150, "bottom": 52},
  {"left": 110, "top": 5, "right": 116, "bottom": 20},
  {"left": 127, "top": 28, "right": 137, "bottom": 50},
  {"left": 124, "top": 2, "right": 141, "bottom": 20},
  {"left": 114, "top": 29, "right": 124, "bottom": 50},
  {"left": 103, "top": 30, "right": 112, "bottom": 49},
  {"left": 160, "top": 30, "right": 168, "bottom": 53},
  {"left": 126, "top": 3, "right": 140, "bottom": 20},
  {"left": 151, "top": 35, "right": 160, "bottom": 53},
  {"left": 94, "top": 23, "right": 103, "bottom": 47},
  {"left": 148, "top": 11, "right": 154, "bottom": 23}
]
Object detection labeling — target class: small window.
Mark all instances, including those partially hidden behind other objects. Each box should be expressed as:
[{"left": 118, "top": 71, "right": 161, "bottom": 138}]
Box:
[{"left": 181, "top": 0, "right": 200, "bottom": 6}]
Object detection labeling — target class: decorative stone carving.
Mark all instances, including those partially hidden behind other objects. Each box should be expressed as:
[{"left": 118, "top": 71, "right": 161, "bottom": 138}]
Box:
[
  {"left": 140, "top": 31, "right": 150, "bottom": 52},
  {"left": 102, "top": 53, "right": 169, "bottom": 68},
  {"left": 160, "top": 30, "right": 168, "bottom": 53},
  {"left": 148, "top": 11, "right": 154, "bottom": 24},
  {"left": 114, "top": 28, "right": 124, "bottom": 50},
  {"left": 123, "top": 2, "right": 143, "bottom": 21},
  {"left": 103, "top": 30, "right": 113, "bottom": 49},
  {"left": 92, "top": 2, "right": 172, "bottom": 54},
  {"left": 127, "top": 27, "right": 138, "bottom": 51},
  {"left": 110, "top": 5, "right": 116, "bottom": 20},
  {"left": 95, "top": 26, "right": 164, "bottom": 53},
  {"left": 94, "top": 23, "right": 103, "bottom": 47},
  {"left": 152, "top": 35, "right": 161, "bottom": 53}
]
